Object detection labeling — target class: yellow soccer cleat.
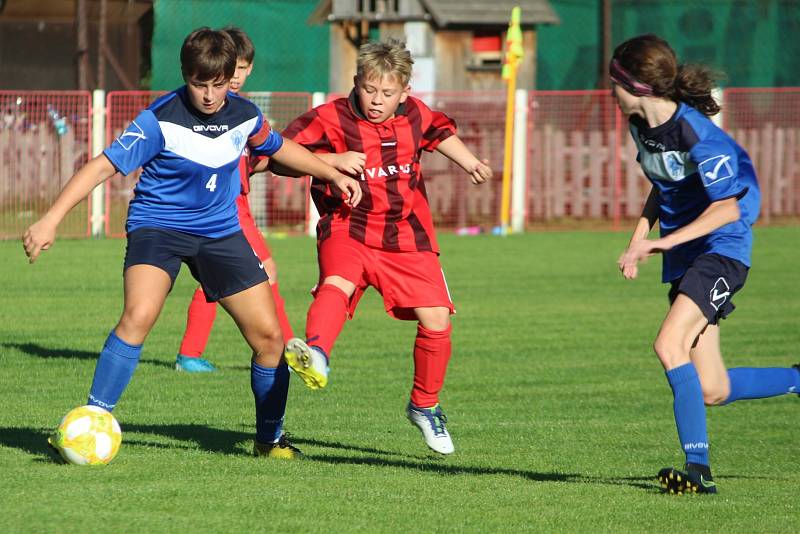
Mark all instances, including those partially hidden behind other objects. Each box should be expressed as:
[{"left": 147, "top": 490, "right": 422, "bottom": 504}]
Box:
[
  {"left": 253, "top": 434, "right": 302, "bottom": 459},
  {"left": 284, "top": 338, "right": 329, "bottom": 390}
]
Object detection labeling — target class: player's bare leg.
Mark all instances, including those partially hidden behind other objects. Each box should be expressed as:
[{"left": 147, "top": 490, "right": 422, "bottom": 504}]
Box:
[
  {"left": 220, "top": 282, "right": 300, "bottom": 458},
  {"left": 406, "top": 306, "right": 454, "bottom": 455},
  {"left": 87, "top": 265, "right": 171, "bottom": 412},
  {"left": 654, "top": 295, "right": 718, "bottom": 494},
  {"left": 115, "top": 264, "right": 172, "bottom": 344}
]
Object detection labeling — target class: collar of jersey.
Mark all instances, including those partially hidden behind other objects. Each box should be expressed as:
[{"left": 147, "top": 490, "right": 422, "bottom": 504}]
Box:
[{"left": 630, "top": 101, "right": 685, "bottom": 138}]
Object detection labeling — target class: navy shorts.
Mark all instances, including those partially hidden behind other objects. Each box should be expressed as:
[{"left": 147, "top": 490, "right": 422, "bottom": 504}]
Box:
[
  {"left": 124, "top": 228, "right": 267, "bottom": 302},
  {"left": 668, "top": 253, "right": 748, "bottom": 325}
]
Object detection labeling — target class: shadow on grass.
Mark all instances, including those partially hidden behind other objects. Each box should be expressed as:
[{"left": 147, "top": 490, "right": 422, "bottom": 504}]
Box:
[
  {"left": 0, "top": 424, "right": 771, "bottom": 491},
  {"left": 1, "top": 342, "right": 173, "bottom": 369},
  {"left": 0, "top": 426, "right": 59, "bottom": 463}
]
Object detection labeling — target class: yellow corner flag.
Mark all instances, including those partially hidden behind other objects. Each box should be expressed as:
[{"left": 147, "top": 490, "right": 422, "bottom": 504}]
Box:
[
  {"left": 502, "top": 6, "right": 524, "bottom": 80},
  {"left": 500, "top": 6, "right": 522, "bottom": 234}
]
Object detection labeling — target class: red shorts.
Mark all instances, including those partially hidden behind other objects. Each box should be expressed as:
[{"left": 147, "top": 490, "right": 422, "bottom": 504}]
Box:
[
  {"left": 236, "top": 194, "right": 272, "bottom": 261},
  {"left": 316, "top": 233, "right": 454, "bottom": 320}
]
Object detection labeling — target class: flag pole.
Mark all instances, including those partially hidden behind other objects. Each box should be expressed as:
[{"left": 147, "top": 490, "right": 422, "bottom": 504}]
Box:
[{"left": 500, "top": 6, "right": 522, "bottom": 235}]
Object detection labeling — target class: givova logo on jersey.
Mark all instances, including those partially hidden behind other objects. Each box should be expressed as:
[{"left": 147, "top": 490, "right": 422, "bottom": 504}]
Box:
[{"left": 116, "top": 120, "right": 146, "bottom": 151}]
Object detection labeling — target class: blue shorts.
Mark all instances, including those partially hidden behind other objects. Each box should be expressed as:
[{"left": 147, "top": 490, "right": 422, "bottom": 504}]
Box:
[
  {"left": 668, "top": 253, "right": 748, "bottom": 325},
  {"left": 124, "top": 227, "right": 267, "bottom": 302}
]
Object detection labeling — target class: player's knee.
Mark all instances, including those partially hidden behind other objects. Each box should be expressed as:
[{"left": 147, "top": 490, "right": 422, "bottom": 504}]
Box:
[
  {"left": 250, "top": 324, "right": 284, "bottom": 366},
  {"left": 421, "top": 314, "right": 450, "bottom": 332},
  {"left": 701, "top": 380, "right": 730, "bottom": 406},
  {"left": 118, "top": 305, "right": 158, "bottom": 338},
  {"left": 653, "top": 335, "right": 690, "bottom": 369}
]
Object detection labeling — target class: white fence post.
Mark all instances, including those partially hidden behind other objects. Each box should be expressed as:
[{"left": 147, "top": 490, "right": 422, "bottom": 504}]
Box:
[
  {"left": 511, "top": 88, "right": 528, "bottom": 233},
  {"left": 306, "top": 92, "right": 326, "bottom": 236},
  {"left": 91, "top": 89, "right": 106, "bottom": 237}
]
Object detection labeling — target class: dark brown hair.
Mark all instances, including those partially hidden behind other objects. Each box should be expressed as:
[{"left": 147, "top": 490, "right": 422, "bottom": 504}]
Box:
[
  {"left": 180, "top": 27, "right": 237, "bottom": 81},
  {"left": 222, "top": 26, "right": 255, "bottom": 64},
  {"left": 612, "top": 34, "right": 721, "bottom": 116}
]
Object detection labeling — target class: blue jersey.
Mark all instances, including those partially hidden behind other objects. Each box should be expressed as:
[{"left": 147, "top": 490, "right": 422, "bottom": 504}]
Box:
[
  {"left": 104, "top": 87, "right": 283, "bottom": 237},
  {"left": 629, "top": 102, "right": 760, "bottom": 282}
]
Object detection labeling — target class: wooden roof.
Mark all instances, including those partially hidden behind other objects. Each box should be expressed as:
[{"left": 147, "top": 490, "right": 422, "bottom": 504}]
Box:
[
  {"left": 420, "top": 0, "right": 559, "bottom": 26},
  {"left": 310, "top": 0, "right": 559, "bottom": 27}
]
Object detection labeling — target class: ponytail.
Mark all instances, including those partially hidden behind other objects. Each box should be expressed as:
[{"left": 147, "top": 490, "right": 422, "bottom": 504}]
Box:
[{"left": 674, "top": 64, "right": 722, "bottom": 117}]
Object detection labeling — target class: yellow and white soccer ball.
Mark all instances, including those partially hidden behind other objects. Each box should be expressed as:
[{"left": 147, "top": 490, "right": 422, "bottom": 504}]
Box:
[{"left": 49, "top": 405, "right": 122, "bottom": 465}]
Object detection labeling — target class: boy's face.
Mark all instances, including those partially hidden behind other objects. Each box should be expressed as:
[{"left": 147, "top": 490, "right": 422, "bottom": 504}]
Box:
[
  {"left": 185, "top": 74, "right": 230, "bottom": 115},
  {"left": 354, "top": 73, "right": 410, "bottom": 124},
  {"left": 229, "top": 60, "right": 253, "bottom": 94}
]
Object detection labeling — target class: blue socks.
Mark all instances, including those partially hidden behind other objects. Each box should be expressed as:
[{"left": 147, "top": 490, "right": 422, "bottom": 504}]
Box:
[
  {"left": 666, "top": 363, "right": 709, "bottom": 466},
  {"left": 723, "top": 367, "right": 800, "bottom": 404},
  {"left": 251, "top": 361, "right": 289, "bottom": 444},
  {"left": 87, "top": 330, "right": 142, "bottom": 412}
]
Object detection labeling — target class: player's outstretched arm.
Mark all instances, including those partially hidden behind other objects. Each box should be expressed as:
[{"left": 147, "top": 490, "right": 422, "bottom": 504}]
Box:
[
  {"left": 618, "top": 186, "right": 660, "bottom": 280},
  {"left": 270, "top": 139, "right": 362, "bottom": 207},
  {"left": 435, "top": 135, "right": 492, "bottom": 185},
  {"left": 22, "top": 154, "right": 117, "bottom": 263}
]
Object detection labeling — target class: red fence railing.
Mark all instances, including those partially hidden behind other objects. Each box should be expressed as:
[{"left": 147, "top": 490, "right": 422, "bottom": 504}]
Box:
[
  {"left": 0, "top": 91, "right": 92, "bottom": 239},
  {"left": 1, "top": 88, "right": 798, "bottom": 239}
]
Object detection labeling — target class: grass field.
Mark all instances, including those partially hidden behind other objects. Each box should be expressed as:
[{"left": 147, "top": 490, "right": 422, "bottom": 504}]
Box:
[{"left": 1, "top": 228, "right": 798, "bottom": 531}]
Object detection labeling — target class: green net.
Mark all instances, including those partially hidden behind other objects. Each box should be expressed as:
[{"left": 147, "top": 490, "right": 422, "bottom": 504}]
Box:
[
  {"left": 150, "top": 0, "right": 329, "bottom": 92},
  {"left": 538, "top": 0, "right": 800, "bottom": 90}
]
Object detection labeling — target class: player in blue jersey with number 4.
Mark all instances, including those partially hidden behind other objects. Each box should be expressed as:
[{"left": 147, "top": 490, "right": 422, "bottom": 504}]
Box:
[
  {"left": 613, "top": 34, "right": 799, "bottom": 495},
  {"left": 22, "top": 27, "right": 362, "bottom": 459}
]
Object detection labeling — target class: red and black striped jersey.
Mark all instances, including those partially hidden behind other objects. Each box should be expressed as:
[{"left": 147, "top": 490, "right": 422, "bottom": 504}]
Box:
[
  {"left": 283, "top": 91, "right": 456, "bottom": 253},
  {"left": 237, "top": 147, "right": 268, "bottom": 195}
]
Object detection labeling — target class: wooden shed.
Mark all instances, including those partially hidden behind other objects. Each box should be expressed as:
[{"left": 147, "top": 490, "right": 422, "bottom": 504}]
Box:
[{"left": 309, "top": 0, "right": 559, "bottom": 94}]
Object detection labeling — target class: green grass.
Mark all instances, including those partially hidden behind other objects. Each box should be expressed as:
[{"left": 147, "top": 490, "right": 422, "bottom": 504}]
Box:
[{"left": 1, "top": 228, "right": 798, "bottom": 531}]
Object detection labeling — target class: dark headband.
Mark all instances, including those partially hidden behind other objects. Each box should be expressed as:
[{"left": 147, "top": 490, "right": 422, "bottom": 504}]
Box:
[{"left": 609, "top": 59, "right": 654, "bottom": 96}]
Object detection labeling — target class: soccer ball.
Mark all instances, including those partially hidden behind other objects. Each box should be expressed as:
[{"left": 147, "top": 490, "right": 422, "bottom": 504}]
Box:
[{"left": 49, "top": 405, "right": 122, "bottom": 465}]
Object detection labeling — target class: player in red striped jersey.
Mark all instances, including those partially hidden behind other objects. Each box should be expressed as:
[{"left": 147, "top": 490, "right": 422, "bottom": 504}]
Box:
[
  {"left": 278, "top": 40, "right": 492, "bottom": 454},
  {"left": 174, "top": 27, "right": 294, "bottom": 373}
]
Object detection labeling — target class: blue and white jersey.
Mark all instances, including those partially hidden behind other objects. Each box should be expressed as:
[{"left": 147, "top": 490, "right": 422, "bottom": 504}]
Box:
[
  {"left": 104, "top": 87, "right": 283, "bottom": 237},
  {"left": 629, "top": 102, "right": 760, "bottom": 282}
]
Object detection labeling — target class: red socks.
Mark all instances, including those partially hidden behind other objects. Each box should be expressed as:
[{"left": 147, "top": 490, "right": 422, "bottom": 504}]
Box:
[
  {"left": 178, "top": 287, "right": 217, "bottom": 358},
  {"left": 305, "top": 284, "right": 350, "bottom": 357},
  {"left": 410, "top": 324, "right": 452, "bottom": 408},
  {"left": 270, "top": 282, "right": 294, "bottom": 341}
]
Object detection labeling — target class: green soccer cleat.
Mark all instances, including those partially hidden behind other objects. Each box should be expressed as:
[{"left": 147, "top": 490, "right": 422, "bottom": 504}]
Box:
[
  {"left": 658, "top": 463, "right": 717, "bottom": 495},
  {"left": 253, "top": 433, "right": 303, "bottom": 459},
  {"left": 284, "top": 338, "right": 328, "bottom": 390}
]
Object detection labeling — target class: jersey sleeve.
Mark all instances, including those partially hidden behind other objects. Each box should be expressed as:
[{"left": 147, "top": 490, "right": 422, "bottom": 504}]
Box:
[
  {"left": 283, "top": 109, "right": 336, "bottom": 153},
  {"left": 103, "top": 110, "right": 164, "bottom": 175},
  {"left": 690, "top": 138, "right": 747, "bottom": 201},
  {"left": 248, "top": 113, "right": 284, "bottom": 156},
  {"left": 419, "top": 103, "right": 457, "bottom": 152}
]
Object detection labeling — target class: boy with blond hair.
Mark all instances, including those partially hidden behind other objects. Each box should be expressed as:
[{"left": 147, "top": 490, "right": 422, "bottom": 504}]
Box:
[{"left": 280, "top": 39, "right": 492, "bottom": 454}]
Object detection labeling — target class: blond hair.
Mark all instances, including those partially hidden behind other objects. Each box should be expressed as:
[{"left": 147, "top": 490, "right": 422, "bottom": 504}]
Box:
[{"left": 356, "top": 39, "right": 414, "bottom": 86}]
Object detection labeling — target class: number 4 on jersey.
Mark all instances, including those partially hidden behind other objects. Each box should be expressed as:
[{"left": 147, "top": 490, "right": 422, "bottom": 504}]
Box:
[{"left": 205, "top": 173, "right": 217, "bottom": 192}]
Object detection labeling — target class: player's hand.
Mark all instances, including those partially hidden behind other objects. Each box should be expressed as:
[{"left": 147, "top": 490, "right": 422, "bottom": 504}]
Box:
[
  {"left": 333, "top": 151, "right": 366, "bottom": 176},
  {"left": 469, "top": 159, "right": 492, "bottom": 185},
  {"left": 22, "top": 218, "right": 57, "bottom": 264},
  {"left": 330, "top": 173, "right": 363, "bottom": 208},
  {"left": 617, "top": 239, "right": 664, "bottom": 279}
]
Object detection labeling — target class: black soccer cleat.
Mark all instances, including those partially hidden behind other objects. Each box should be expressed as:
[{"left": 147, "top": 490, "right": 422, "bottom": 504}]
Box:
[
  {"left": 792, "top": 364, "right": 800, "bottom": 396},
  {"left": 657, "top": 463, "right": 717, "bottom": 495}
]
